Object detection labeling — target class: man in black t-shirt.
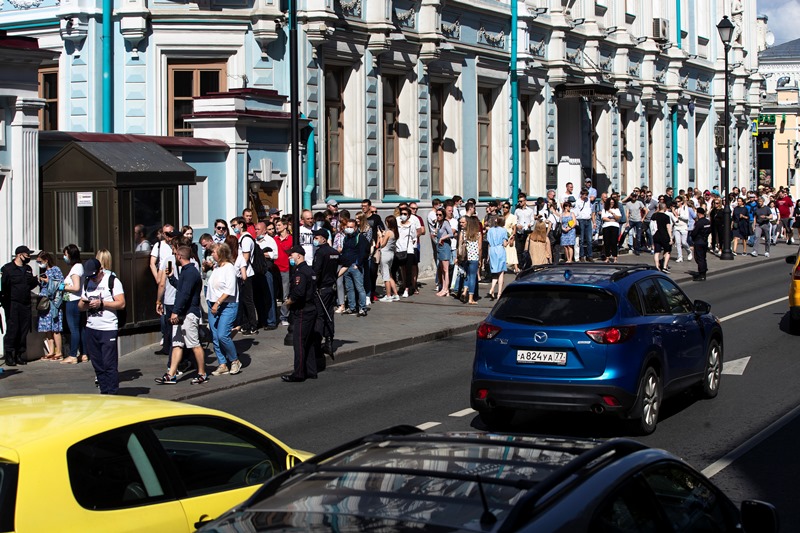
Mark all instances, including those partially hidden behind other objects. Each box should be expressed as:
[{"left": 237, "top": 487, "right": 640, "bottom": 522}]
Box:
[
  {"left": 651, "top": 203, "right": 673, "bottom": 273},
  {"left": 0, "top": 246, "right": 38, "bottom": 366}
]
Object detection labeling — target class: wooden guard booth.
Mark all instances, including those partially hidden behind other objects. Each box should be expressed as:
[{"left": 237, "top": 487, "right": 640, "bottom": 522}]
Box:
[{"left": 41, "top": 141, "right": 196, "bottom": 331}]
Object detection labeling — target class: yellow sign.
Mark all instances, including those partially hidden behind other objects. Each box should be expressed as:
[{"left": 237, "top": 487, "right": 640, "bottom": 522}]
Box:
[{"left": 751, "top": 119, "right": 758, "bottom": 137}]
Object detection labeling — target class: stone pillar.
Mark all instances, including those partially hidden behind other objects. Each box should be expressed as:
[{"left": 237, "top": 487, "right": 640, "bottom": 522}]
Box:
[{"left": 8, "top": 98, "right": 45, "bottom": 257}]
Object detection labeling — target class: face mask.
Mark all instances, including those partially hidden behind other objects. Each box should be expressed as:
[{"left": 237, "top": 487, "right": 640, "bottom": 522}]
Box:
[
  {"left": 289, "top": 258, "right": 296, "bottom": 267},
  {"left": 345, "top": 228, "right": 355, "bottom": 235},
  {"left": 233, "top": 227, "right": 241, "bottom": 235},
  {"left": 63, "top": 255, "right": 70, "bottom": 264},
  {"left": 21, "top": 257, "right": 31, "bottom": 265},
  {"left": 399, "top": 215, "right": 408, "bottom": 222},
  {"left": 36, "top": 261, "right": 45, "bottom": 269},
  {"left": 313, "top": 239, "right": 321, "bottom": 247},
  {"left": 256, "top": 235, "right": 265, "bottom": 241}
]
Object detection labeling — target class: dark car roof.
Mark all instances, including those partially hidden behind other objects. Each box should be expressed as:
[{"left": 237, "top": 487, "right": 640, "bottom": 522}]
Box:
[
  {"left": 205, "top": 427, "right": 654, "bottom": 532},
  {"left": 513, "top": 263, "right": 661, "bottom": 290}
]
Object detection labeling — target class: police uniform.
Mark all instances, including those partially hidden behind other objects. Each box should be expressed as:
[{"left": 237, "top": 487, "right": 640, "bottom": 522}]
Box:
[
  {"left": 0, "top": 246, "right": 38, "bottom": 366},
  {"left": 690, "top": 215, "right": 712, "bottom": 280},
  {"left": 285, "top": 249, "right": 318, "bottom": 381},
  {"left": 312, "top": 231, "right": 339, "bottom": 359}
]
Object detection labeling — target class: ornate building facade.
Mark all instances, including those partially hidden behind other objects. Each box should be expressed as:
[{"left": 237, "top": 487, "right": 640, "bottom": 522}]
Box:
[{"left": 0, "top": 0, "right": 763, "bottom": 231}]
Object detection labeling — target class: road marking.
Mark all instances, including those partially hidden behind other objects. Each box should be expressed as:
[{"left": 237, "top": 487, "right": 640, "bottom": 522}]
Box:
[
  {"left": 449, "top": 408, "right": 476, "bottom": 418},
  {"left": 417, "top": 421, "right": 441, "bottom": 430},
  {"left": 719, "top": 296, "right": 788, "bottom": 322},
  {"left": 721, "top": 356, "right": 750, "bottom": 376},
  {"left": 702, "top": 402, "right": 800, "bottom": 479}
]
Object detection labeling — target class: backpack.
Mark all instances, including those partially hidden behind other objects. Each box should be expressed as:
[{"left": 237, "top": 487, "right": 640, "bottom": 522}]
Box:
[
  {"left": 107, "top": 274, "right": 127, "bottom": 330},
  {"left": 243, "top": 235, "right": 268, "bottom": 275}
]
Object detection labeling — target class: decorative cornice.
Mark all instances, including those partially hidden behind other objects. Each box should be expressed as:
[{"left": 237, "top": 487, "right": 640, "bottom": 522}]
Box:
[
  {"left": 697, "top": 79, "right": 710, "bottom": 93},
  {"left": 441, "top": 19, "right": 460, "bottom": 40},
  {"left": 338, "top": 0, "right": 361, "bottom": 18},
  {"left": 680, "top": 74, "right": 689, "bottom": 89},
  {"left": 529, "top": 39, "right": 545, "bottom": 58},
  {"left": 8, "top": 0, "right": 46, "bottom": 8},
  {"left": 566, "top": 47, "right": 582, "bottom": 66},
  {"left": 628, "top": 63, "right": 641, "bottom": 78},
  {"left": 599, "top": 57, "right": 612, "bottom": 72},
  {"left": 478, "top": 26, "right": 505, "bottom": 48}
]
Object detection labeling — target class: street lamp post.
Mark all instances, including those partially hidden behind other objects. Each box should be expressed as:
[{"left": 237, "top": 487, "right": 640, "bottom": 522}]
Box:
[{"left": 717, "top": 15, "right": 735, "bottom": 260}]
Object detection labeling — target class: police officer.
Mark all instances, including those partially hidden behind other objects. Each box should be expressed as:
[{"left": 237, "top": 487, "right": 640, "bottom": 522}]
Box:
[
  {"left": 0, "top": 246, "right": 39, "bottom": 366},
  {"left": 690, "top": 207, "right": 712, "bottom": 281},
  {"left": 312, "top": 229, "right": 339, "bottom": 362},
  {"left": 281, "top": 246, "right": 319, "bottom": 382}
]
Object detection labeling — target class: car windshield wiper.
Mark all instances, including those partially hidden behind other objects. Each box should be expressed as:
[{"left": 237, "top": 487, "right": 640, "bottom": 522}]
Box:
[{"left": 502, "top": 315, "right": 544, "bottom": 324}]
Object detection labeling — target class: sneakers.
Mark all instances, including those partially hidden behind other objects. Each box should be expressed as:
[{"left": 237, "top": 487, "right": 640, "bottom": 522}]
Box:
[
  {"left": 334, "top": 306, "right": 345, "bottom": 314},
  {"left": 191, "top": 373, "right": 210, "bottom": 385},
  {"left": 676, "top": 258, "right": 683, "bottom": 263},
  {"left": 230, "top": 359, "right": 242, "bottom": 375},
  {"left": 155, "top": 373, "right": 177, "bottom": 385},
  {"left": 392, "top": 295, "right": 400, "bottom": 301},
  {"left": 379, "top": 295, "right": 393, "bottom": 302},
  {"left": 750, "top": 251, "right": 758, "bottom": 257},
  {"left": 212, "top": 364, "right": 230, "bottom": 376},
  {"left": 241, "top": 329, "right": 258, "bottom": 336},
  {"left": 280, "top": 320, "right": 290, "bottom": 326},
  {"left": 343, "top": 308, "right": 355, "bottom": 315},
  {"left": 765, "top": 252, "right": 770, "bottom": 258},
  {"left": 357, "top": 309, "right": 367, "bottom": 317},
  {"left": 402, "top": 290, "right": 409, "bottom": 298},
  {"left": 687, "top": 252, "right": 693, "bottom": 261}
]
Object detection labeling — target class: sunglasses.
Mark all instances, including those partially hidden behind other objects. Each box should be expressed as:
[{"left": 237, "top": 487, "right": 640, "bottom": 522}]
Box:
[{"left": 216, "top": 226, "right": 226, "bottom": 230}]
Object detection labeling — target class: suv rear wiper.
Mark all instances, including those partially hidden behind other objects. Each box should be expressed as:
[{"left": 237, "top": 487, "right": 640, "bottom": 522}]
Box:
[{"left": 503, "top": 315, "right": 544, "bottom": 324}]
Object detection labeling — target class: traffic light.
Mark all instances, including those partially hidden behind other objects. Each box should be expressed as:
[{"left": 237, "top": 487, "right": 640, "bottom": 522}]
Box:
[{"left": 795, "top": 141, "right": 800, "bottom": 169}]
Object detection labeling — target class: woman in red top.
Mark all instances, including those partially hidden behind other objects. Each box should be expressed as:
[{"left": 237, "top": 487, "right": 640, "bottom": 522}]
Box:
[{"left": 275, "top": 218, "right": 293, "bottom": 326}]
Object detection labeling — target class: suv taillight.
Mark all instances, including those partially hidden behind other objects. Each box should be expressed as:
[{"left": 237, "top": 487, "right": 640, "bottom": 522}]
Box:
[
  {"left": 477, "top": 322, "right": 502, "bottom": 340},
  {"left": 794, "top": 264, "right": 800, "bottom": 281},
  {"left": 585, "top": 326, "right": 636, "bottom": 344}
]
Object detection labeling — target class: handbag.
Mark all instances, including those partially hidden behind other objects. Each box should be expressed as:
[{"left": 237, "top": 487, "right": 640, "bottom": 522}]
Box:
[
  {"left": 457, "top": 237, "right": 468, "bottom": 263},
  {"left": 37, "top": 295, "right": 50, "bottom": 312},
  {"left": 395, "top": 229, "right": 412, "bottom": 261}
]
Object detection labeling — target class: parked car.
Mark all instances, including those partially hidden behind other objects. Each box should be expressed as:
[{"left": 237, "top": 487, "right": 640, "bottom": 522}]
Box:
[
  {"left": 198, "top": 425, "right": 777, "bottom": 533},
  {"left": 0, "top": 394, "right": 311, "bottom": 532},
  {"left": 471, "top": 263, "right": 724, "bottom": 434},
  {"left": 786, "top": 250, "right": 800, "bottom": 332}
]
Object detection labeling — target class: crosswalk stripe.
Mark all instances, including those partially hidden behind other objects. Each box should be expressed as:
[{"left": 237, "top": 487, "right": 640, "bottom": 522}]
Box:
[
  {"left": 417, "top": 421, "right": 442, "bottom": 430},
  {"left": 449, "top": 408, "right": 476, "bottom": 418}
]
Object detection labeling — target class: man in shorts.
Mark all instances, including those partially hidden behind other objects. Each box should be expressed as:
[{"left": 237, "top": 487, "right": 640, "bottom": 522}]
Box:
[{"left": 155, "top": 246, "right": 208, "bottom": 384}]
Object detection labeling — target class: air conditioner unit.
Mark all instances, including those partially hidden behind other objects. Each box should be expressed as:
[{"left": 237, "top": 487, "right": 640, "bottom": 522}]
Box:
[
  {"left": 652, "top": 18, "right": 669, "bottom": 42},
  {"left": 714, "top": 125, "right": 725, "bottom": 147}
]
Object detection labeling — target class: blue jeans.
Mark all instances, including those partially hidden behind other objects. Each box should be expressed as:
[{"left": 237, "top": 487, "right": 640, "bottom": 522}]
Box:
[
  {"left": 628, "top": 221, "right": 642, "bottom": 252},
  {"left": 264, "top": 272, "right": 277, "bottom": 326},
  {"left": 465, "top": 260, "right": 479, "bottom": 295},
  {"left": 208, "top": 301, "right": 239, "bottom": 366},
  {"left": 64, "top": 299, "right": 84, "bottom": 357},
  {"left": 578, "top": 219, "right": 593, "bottom": 259},
  {"left": 344, "top": 264, "right": 367, "bottom": 311}
]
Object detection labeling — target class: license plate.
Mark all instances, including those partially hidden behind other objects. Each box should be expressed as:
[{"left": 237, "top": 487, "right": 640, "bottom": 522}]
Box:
[{"left": 516, "top": 350, "right": 567, "bottom": 365}]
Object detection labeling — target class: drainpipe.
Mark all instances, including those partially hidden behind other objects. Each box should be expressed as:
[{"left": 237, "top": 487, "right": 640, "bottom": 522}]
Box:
[
  {"left": 671, "top": 0, "right": 682, "bottom": 190},
  {"left": 102, "top": 0, "right": 113, "bottom": 132},
  {"left": 510, "top": 0, "right": 520, "bottom": 207},
  {"left": 303, "top": 118, "right": 315, "bottom": 210}
]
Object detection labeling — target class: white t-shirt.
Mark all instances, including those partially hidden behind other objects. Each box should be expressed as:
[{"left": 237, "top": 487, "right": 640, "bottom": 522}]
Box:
[
  {"left": 150, "top": 240, "right": 170, "bottom": 264},
  {"left": 427, "top": 209, "right": 439, "bottom": 237},
  {"left": 234, "top": 253, "right": 247, "bottom": 280},
  {"left": 601, "top": 208, "right": 621, "bottom": 229},
  {"left": 159, "top": 251, "right": 177, "bottom": 306},
  {"left": 298, "top": 225, "right": 315, "bottom": 265},
  {"left": 237, "top": 233, "right": 255, "bottom": 277},
  {"left": 396, "top": 222, "right": 418, "bottom": 252},
  {"left": 207, "top": 263, "right": 239, "bottom": 303},
  {"left": 257, "top": 235, "right": 279, "bottom": 260},
  {"left": 64, "top": 263, "right": 84, "bottom": 300},
  {"left": 83, "top": 272, "right": 124, "bottom": 331}
]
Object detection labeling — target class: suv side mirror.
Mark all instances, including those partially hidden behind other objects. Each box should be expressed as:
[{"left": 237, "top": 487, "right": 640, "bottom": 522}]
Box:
[
  {"left": 741, "top": 500, "right": 779, "bottom": 533},
  {"left": 694, "top": 300, "right": 711, "bottom": 315}
]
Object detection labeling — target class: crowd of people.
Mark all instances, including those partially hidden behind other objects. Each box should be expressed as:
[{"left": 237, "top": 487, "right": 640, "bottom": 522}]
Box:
[{"left": 2, "top": 181, "right": 798, "bottom": 387}]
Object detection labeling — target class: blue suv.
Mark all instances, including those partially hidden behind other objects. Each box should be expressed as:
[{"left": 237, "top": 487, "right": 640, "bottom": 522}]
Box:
[{"left": 471, "top": 263, "right": 723, "bottom": 434}]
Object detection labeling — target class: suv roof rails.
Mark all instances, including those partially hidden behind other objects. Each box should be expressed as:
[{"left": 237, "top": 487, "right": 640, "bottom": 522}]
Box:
[
  {"left": 498, "top": 438, "right": 647, "bottom": 532},
  {"left": 517, "top": 262, "right": 658, "bottom": 282}
]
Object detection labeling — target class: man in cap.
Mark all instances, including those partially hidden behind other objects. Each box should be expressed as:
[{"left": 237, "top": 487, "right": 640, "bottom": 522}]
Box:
[
  {"left": 268, "top": 207, "right": 282, "bottom": 224},
  {"left": 79, "top": 258, "right": 126, "bottom": 394},
  {"left": 281, "top": 245, "right": 318, "bottom": 382},
  {"left": 326, "top": 199, "right": 340, "bottom": 231},
  {"left": 584, "top": 177, "right": 597, "bottom": 203},
  {"left": 312, "top": 229, "right": 339, "bottom": 361},
  {"left": 0, "top": 246, "right": 39, "bottom": 366}
]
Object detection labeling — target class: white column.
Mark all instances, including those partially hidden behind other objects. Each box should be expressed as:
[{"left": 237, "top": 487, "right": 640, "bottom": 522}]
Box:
[{"left": 8, "top": 98, "right": 45, "bottom": 255}]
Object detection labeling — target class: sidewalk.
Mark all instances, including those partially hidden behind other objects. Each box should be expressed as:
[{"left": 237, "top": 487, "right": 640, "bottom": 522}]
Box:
[{"left": 0, "top": 246, "right": 787, "bottom": 401}]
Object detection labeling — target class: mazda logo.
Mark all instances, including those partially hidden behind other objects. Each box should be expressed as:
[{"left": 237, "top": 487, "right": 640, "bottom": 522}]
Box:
[{"left": 534, "top": 332, "right": 548, "bottom": 343}]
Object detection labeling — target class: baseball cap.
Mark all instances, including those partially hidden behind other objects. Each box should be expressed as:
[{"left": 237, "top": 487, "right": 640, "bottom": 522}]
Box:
[
  {"left": 165, "top": 230, "right": 181, "bottom": 239},
  {"left": 312, "top": 229, "right": 329, "bottom": 239},
  {"left": 326, "top": 198, "right": 338, "bottom": 207},
  {"left": 584, "top": 178, "right": 592, "bottom": 183},
  {"left": 289, "top": 245, "right": 306, "bottom": 256},
  {"left": 268, "top": 208, "right": 281, "bottom": 216},
  {"left": 83, "top": 258, "right": 102, "bottom": 279},
  {"left": 14, "top": 245, "right": 37, "bottom": 256}
]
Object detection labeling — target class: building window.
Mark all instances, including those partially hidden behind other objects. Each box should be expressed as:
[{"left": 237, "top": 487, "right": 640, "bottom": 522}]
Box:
[
  {"left": 520, "top": 95, "right": 531, "bottom": 193},
  {"left": 430, "top": 84, "right": 446, "bottom": 197},
  {"left": 167, "top": 61, "right": 226, "bottom": 137},
  {"left": 383, "top": 76, "right": 400, "bottom": 195},
  {"left": 478, "top": 88, "right": 493, "bottom": 196},
  {"left": 325, "top": 68, "right": 345, "bottom": 195},
  {"left": 38, "top": 66, "right": 58, "bottom": 131}
]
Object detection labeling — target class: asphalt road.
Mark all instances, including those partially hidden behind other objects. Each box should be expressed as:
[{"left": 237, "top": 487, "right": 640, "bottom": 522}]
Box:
[{"left": 190, "top": 254, "right": 800, "bottom": 530}]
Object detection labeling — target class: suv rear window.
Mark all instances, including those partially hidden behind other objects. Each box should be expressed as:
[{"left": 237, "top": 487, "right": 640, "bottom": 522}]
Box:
[{"left": 492, "top": 286, "right": 617, "bottom": 325}]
